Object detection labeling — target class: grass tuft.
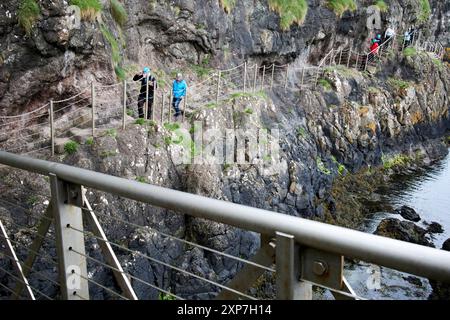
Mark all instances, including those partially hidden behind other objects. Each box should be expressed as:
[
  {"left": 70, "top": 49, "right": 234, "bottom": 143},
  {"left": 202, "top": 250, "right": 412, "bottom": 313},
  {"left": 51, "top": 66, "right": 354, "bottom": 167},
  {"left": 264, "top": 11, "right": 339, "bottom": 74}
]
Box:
[
  {"left": 64, "top": 140, "right": 79, "bottom": 155},
  {"left": 327, "top": 0, "right": 357, "bottom": 17},
  {"left": 219, "top": 0, "right": 236, "bottom": 13},
  {"left": 18, "top": 0, "right": 40, "bottom": 34},
  {"left": 110, "top": 0, "right": 128, "bottom": 27},
  {"left": 268, "top": 0, "right": 308, "bottom": 30},
  {"left": 69, "top": 0, "right": 102, "bottom": 21},
  {"left": 374, "top": 0, "right": 388, "bottom": 13},
  {"left": 417, "top": 0, "right": 431, "bottom": 24}
]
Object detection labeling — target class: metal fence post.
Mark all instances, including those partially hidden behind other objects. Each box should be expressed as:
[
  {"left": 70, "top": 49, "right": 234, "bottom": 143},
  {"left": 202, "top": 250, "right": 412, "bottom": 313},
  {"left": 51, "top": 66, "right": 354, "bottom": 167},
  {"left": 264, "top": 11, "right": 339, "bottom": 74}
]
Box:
[
  {"left": 253, "top": 65, "right": 258, "bottom": 92},
  {"left": 270, "top": 64, "right": 275, "bottom": 90},
  {"left": 314, "top": 67, "right": 321, "bottom": 88},
  {"left": 243, "top": 62, "right": 247, "bottom": 93},
  {"left": 182, "top": 87, "right": 187, "bottom": 123},
  {"left": 216, "top": 71, "right": 221, "bottom": 106},
  {"left": 354, "top": 53, "right": 360, "bottom": 69},
  {"left": 276, "top": 232, "right": 312, "bottom": 300},
  {"left": 364, "top": 54, "right": 369, "bottom": 71},
  {"left": 338, "top": 49, "right": 343, "bottom": 65},
  {"left": 300, "top": 68, "right": 305, "bottom": 87},
  {"left": 152, "top": 86, "right": 156, "bottom": 123},
  {"left": 50, "top": 174, "right": 89, "bottom": 300},
  {"left": 145, "top": 75, "right": 149, "bottom": 120},
  {"left": 91, "top": 82, "right": 95, "bottom": 137},
  {"left": 347, "top": 49, "right": 352, "bottom": 68},
  {"left": 122, "top": 80, "right": 127, "bottom": 130},
  {"left": 260, "top": 65, "right": 266, "bottom": 90},
  {"left": 284, "top": 66, "right": 289, "bottom": 91},
  {"left": 50, "top": 100, "right": 54, "bottom": 157},
  {"left": 169, "top": 89, "right": 172, "bottom": 122},
  {"left": 161, "top": 92, "right": 165, "bottom": 125}
]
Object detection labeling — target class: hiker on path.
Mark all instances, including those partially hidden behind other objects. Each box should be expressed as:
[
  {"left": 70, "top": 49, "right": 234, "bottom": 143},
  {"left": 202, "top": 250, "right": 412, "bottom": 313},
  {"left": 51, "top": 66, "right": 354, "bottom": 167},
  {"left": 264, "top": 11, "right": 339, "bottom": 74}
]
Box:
[
  {"left": 370, "top": 39, "right": 380, "bottom": 55},
  {"left": 133, "top": 67, "right": 157, "bottom": 119},
  {"left": 374, "top": 34, "right": 382, "bottom": 44},
  {"left": 172, "top": 73, "right": 187, "bottom": 118},
  {"left": 383, "top": 26, "right": 396, "bottom": 47},
  {"left": 404, "top": 28, "right": 412, "bottom": 48}
]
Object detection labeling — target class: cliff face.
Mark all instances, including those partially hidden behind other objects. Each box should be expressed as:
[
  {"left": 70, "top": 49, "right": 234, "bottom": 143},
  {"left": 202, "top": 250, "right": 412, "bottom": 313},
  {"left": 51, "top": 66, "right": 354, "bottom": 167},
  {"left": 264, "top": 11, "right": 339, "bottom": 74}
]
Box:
[
  {"left": 1, "top": 0, "right": 449, "bottom": 114},
  {"left": 0, "top": 0, "right": 449, "bottom": 299}
]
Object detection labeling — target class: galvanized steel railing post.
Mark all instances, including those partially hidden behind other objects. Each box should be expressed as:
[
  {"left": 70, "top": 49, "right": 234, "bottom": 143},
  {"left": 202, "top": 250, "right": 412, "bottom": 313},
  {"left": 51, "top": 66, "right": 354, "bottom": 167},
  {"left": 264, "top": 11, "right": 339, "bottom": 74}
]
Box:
[
  {"left": 145, "top": 75, "right": 149, "bottom": 120},
  {"left": 50, "top": 100, "right": 55, "bottom": 157},
  {"left": 183, "top": 87, "right": 187, "bottom": 123},
  {"left": 253, "top": 65, "right": 258, "bottom": 92},
  {"left": 364, "top": 54, "right": 369, "bottom": 71},
  {"left": 270, "top": 64, "right": 275, "bottom": 90},
  {"left": 50, "top": 174, "right": 89, "bottom": 300},
  {"left": 169, "top": 89, "right": 173, "bottom": 121},
  {"left": 216, "top": 71, "right": 221, "bottom": 106},
  {"left": 300, "top": 68, "right": 305, "bottom": 87},
  {"left": 354, "top": 53, "right": 360, "bottom": 69},
  {"left": 347, "top": 49, "right": 352, "bottom": 68},
  {"left": 161, "top": 92, "right": 165, "bottom": 125},
  {"left": 338, "top": 49, "right": 343, "bottom": 65},
  {"left": 122, "top": 80, "right": 127, "bottom": 130},
  {"left": 260, "top": 65, "right": 266, "bottom": 90},
  {"left": 284, "top": 66, "right": 289, "bottom": 91},
  {"left": 91, "top": 82, "right": 95, "bottom": 137},
  {"left": 276, "top": 232, "right": 312, "bottom": 300},
  {"left": 243, "top": 62, "right": 247, "bottom": 92}
]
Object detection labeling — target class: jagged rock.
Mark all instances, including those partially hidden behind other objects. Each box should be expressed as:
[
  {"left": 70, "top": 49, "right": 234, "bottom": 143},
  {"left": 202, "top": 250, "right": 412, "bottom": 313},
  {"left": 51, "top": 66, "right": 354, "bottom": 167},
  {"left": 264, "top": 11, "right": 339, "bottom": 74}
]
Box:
[
  {"left": 393, "top": 205, "right": 421, "bottom": 222},
  {"left": 428, "top": 238, "right": 450, "bottom": 300},
  {"left": 374, "top": 218, "right": 434, "bottom": 247},
  {"left": 443, "top": 239, "right": 450, "bottom": 251},
  {"left": 403, "top": 276, "right": 423, "bottom": 287},
  {"left": 425, "top": 221, "right": 445, "bottom": 234}
]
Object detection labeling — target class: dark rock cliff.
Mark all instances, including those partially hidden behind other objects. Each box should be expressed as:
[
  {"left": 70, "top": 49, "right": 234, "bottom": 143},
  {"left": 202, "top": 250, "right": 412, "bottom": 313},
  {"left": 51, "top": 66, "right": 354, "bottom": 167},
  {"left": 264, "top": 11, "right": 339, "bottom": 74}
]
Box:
[{"left": 0, "top": 0, "right": 449, "bottom": 299}]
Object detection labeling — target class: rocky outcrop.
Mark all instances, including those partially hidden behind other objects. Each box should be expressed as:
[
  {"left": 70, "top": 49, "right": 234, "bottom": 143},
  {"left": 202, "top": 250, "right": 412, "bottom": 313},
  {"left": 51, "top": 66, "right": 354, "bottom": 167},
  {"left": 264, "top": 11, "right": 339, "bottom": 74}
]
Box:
[
  {"left": 425, "top": 221, "right": 444, "bottom": 234},
  {"left": 394, "top": 205, "right": 421, "bottom": 222},
  {"left": 374, "top": 218, "right": 434, "bottom": 247},
  {"left": 1, "top": 0, "right": 449, "bottom": 115},
  {"left": 0, "top": 0, "right": 449, "bottom": 299},
  {"left": 428, "top": 238, "right": 450, "bottom": 300}
]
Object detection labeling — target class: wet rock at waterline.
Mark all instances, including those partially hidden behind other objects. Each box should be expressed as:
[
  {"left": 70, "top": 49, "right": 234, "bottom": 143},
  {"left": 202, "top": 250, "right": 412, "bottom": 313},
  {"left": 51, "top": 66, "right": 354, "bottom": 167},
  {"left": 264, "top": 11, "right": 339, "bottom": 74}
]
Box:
[
  {"left": 374, "top": 218, "right": 434, "bottom": 247},
  {"left": 403, "top": 276, "right": 423, "bottom": 287},
  {"left": 425, "top": 221, "right": 445, "bottom": 234},
  {"left": 428, "top": 238, "right": 450, "bottom": 300},
  {"left": 393, "top": 206, "right": 421, "bottom": 222}
]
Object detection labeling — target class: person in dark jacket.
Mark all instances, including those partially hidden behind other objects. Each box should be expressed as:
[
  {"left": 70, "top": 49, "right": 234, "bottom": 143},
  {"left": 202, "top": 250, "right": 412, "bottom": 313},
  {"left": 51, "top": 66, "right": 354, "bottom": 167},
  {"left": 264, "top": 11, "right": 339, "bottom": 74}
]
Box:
[{"left": 133, "top": 67, "right": 157, "bottom": 119}]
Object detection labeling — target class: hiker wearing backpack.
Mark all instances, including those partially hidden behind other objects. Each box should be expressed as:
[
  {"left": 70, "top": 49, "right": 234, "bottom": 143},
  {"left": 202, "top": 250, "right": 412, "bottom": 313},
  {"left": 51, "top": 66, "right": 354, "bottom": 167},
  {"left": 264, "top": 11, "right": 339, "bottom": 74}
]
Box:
[
  {"left": 172, "top": 73, "right": 187, "bottom": 117},
  {"left": 133, "top": 67, "right": 157, "bottom": 119}
]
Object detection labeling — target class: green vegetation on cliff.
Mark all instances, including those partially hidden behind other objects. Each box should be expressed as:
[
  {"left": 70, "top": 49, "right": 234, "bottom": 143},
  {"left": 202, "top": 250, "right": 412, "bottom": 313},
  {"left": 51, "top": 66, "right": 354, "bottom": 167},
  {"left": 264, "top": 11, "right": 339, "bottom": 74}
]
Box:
[
  {"left": 268, "top": 0, "right": 308, "bottom": 30},
  {"left": 374, "top": 0, "right": 388, "bottom": 12},
  {"left": 69, "top": 0, "right": 102, "bottom": 21},
  {"left": 327, "top": 0, "right": 357, "bottom": 17},
  {"left": 18, "top": 0, "right": 40, "bottom": 34},
  {"left": 417, "top": 0, "right": 431, "bottom": 23},
  {"left": 219, "top": 0, "right": 236, "bottom": 13},
  {"left": 110, "top": 0, "right": 128, "bottom": 27},
  {"left": 64, "top": 140, "right": 79, "bottom": 155}
]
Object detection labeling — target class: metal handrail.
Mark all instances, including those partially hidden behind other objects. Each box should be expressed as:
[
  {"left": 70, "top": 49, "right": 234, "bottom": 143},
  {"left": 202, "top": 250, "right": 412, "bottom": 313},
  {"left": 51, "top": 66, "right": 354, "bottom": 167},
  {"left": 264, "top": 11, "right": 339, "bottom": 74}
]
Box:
[{"left": 1, "top": 150, "right": 450, "bottom": 283}]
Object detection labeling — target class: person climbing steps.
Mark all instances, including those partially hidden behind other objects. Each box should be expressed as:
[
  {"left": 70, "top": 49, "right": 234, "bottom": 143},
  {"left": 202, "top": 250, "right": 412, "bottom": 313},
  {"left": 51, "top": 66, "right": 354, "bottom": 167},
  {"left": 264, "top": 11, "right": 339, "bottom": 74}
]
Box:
[
  {"left": 172, "top": 73, "right": 187, "bottom": 118},
  {"left": 133, "top": 67, "right": 157, "bottom": 119}
]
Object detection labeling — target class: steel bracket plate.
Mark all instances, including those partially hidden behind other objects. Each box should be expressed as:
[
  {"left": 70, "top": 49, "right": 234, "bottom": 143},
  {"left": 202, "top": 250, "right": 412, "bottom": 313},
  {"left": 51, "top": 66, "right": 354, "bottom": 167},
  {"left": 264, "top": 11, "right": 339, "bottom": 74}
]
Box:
[
  {"left": 299, "top": 247, "right": 344, "bottom": 290},
  {"left": 64, "top": 181, "right": 83, "bottom": 207}
]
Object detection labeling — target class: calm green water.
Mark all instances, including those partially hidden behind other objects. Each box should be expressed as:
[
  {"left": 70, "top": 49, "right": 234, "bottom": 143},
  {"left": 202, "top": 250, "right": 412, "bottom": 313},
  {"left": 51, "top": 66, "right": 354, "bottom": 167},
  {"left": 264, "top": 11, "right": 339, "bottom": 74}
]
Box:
[{"left": 340, "top": 150, "right": 450, "bottom": 300}]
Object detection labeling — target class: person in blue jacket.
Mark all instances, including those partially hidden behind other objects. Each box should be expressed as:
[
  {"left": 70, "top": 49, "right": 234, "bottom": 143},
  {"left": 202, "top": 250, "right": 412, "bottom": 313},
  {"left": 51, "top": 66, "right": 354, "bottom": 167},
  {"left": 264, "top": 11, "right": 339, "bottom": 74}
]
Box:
[{"left": 172, "top": 73, "right": 187, "bottom": 117}]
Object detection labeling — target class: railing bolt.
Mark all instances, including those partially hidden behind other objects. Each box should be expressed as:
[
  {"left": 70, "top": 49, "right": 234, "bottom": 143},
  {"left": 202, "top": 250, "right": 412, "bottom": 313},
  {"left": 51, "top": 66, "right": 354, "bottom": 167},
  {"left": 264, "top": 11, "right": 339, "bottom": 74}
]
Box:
[{"left": 312, "top": 260, "right": 328, "bottom": 276}]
